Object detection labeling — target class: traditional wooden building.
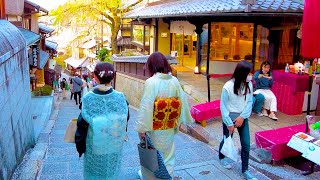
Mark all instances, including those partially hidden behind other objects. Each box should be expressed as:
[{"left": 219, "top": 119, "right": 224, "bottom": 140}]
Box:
[{"left": 124, "top": 0, "right": 304, "bottom": 74}]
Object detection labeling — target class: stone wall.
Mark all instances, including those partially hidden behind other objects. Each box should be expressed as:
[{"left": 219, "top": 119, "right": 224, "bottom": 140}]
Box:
[
  {"left": 0, "top": 20, "right": 35, "bottom": 180},
  {"left": 115, "top": 72, "right": 145, "bottom": 108}
]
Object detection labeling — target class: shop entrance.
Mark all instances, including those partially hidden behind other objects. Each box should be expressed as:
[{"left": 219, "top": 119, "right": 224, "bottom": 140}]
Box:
[{"left": 172, "top": 33, "right": 197, "bottom": 69}]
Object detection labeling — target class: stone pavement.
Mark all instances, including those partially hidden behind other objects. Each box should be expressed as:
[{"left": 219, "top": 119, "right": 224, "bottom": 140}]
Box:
[
  {"left": 31, "top": 95, "right": 54, "bottom": 141},
  {"left": 13, "top": 93, "right": 270, "bottom": 180}
]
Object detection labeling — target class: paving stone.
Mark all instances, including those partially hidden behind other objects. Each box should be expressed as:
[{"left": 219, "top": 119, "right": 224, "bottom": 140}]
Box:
[
  {"left": 174, "top": 170, "right": 194, "bottom": 180},
  {"left": 40, "top": 173, "right": 83, "bottom": 180},
  {"left": 41, "top": 162, "right": 69, "bottom": 175},
  {"left": 185, "top": 164, "right": 232, "bottom": 180},
  {"left": 69, "top": 160, "right": 83, "bottom": 173},
  {"left": 45, "top": 155, "right": 79, "bottom": 162}
]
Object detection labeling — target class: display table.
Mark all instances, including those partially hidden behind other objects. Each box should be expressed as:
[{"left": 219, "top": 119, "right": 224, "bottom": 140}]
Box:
[
  {"left": 272, "top": 70, "right": 318, "bottom": 115},
  {"left": 255, "top": 124, "right": 305, "bottom": 161},
  {"left": 287, "top": 132, "right": 320, "bottom": 165}
]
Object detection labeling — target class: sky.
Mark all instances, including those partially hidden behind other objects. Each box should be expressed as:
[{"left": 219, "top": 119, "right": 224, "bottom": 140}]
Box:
[{"left": 29, "top": 0, "right": 67, "bottom": 11}]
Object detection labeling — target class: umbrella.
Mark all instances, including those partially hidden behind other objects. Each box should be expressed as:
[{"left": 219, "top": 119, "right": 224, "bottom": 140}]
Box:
[{"left": 301, "top": 0, "right": 320, "bottom": 174}]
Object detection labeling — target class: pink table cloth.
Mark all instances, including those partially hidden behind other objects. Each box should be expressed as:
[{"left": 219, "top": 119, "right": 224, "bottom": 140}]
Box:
[{"left": 272, "top": 70, "right": 310, "bottom": 93}]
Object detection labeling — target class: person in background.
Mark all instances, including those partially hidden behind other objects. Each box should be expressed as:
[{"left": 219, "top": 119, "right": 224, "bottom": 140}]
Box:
[
  {"left": 136, "top": 52, "right": 194, "bottom": 179},
  {"left": 69, "top": 77, "right": 74, "bottom": 100},
  {"left": 219, "top": 60, "right": 257, "bottom": 180},
  {"left": 92, "top": 77, "right": 97, "bottom": 87},
  {"left": 53, "top": 76, "right": 59, "bottom": 91},
  {"left": 82, "top": 74, "right": 89, "bottom": 96},
  {"left": 75, "top": 62, "right": 129, "bottom": 180},
  {"left": 60, "top": 78, "right": 67, "bottom": 99},
  {"left": 253, "top": 61, "right": 278, "bottom": 120},
  {"left": 72, "top": 73, "right": 83, "bottom": 105}
]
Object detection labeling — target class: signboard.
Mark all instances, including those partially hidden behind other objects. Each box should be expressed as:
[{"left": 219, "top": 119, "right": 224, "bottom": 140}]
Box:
[
  {"left": 287, "top": 132, "right": 320, "bottom": 165},
  {"left": 31, "top": 45, "right": 40, "bottom": 67}
]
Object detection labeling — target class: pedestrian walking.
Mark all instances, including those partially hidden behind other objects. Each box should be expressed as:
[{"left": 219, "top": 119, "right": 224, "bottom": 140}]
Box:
[
  {"left": 60, "top": 78, "right": 67, "bottom": 99},
  {"left": 53, "top": 76, "right": 59, "bottom": 91},
  {"left": 136, "top": 52, "right": 194, "bottom": 179},
  {"left": 218, "top": 60, "right": 257, "bottom": 180},
  {"left": 69, "top": 77, "right": 74, "bottom": 100},
  {"left": 72, "top": 73, "right": 83, "bottom": 105},
  {"left": 75, "top": 62, "right": 129, "bottom": 180}
]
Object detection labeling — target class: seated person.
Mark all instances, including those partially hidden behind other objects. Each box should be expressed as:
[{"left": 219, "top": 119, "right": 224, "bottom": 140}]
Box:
[{"left": 254, "top": 61, "right": 278, "bottom": 120}]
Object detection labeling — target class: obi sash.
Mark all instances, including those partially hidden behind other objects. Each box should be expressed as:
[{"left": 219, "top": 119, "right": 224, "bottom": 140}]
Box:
[{"left": 153, "top": 97, "right": 181, "bottom": 130}]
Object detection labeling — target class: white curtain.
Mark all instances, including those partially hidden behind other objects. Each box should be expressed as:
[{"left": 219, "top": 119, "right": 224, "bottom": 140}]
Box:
[{"left": 170, "top": 21, "right": 195, "bottom": 35}]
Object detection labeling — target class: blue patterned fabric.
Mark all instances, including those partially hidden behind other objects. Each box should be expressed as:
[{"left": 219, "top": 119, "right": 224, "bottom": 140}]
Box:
[
  {"left": 81, "top": 91, "right": 128, "bottom": 180},
  {"left": 145, "top": 135, "right": 172, "bottom": 180}
]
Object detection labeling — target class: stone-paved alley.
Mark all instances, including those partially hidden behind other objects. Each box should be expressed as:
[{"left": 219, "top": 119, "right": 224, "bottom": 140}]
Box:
[{"left": 13, "top": 93, "right": 270, "bottom": 180}]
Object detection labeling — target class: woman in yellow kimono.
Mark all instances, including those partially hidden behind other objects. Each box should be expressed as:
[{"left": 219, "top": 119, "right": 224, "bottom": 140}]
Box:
[{"left": 136, "top": 52, "right": 194, "bottom": 179}]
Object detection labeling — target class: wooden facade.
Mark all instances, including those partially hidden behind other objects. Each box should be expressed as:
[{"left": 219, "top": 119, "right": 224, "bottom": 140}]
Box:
[{"left": 114, "top": 62, "right": 150, "bottom": 80}]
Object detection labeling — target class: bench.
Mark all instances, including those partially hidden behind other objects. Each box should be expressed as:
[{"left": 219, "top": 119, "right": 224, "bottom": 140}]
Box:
[{"left": 190, "top": 100, "right": 221, "bottom": 127}]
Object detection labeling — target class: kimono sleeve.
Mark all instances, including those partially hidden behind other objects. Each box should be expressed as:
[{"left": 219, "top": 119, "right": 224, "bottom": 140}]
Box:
[
  {"left": 176, "top": 79, "right": 194, "bottom": 126},
  {"left": 136, "top": 80, "right": 156, "bottom": 133}
]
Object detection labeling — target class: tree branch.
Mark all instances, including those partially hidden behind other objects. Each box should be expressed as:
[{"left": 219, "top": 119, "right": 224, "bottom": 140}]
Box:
[
  {"left": 100, "top": 19, "right": 112, "bottom": 27},
  {"left": 123, "top": 0, "right": 143, "bottom": 13}
]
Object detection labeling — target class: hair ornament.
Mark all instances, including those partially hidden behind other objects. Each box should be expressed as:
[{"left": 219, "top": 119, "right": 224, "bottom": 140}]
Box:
[{"left": 99, "top": 71, "right": 105, "bottom": 78}]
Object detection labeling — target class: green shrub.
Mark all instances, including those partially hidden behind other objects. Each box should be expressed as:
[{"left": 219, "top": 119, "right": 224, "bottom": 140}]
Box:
[{"left": 32, "top": 85, "right": 53, "bottom": 96}]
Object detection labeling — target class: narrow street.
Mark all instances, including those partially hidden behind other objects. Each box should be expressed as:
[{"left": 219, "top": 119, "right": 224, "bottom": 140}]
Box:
[{"left": 26, "top": 94, "right": 268, "bottom": 180}]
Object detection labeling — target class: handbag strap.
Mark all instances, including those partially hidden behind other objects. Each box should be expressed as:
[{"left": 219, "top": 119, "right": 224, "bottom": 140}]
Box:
[{"left": 73, "top": 78, "right": 81, "bottom": 86}]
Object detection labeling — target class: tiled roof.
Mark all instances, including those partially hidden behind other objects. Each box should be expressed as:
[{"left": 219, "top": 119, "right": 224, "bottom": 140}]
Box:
[
  {"left": 18, "top": 28, "right": 40, "bottom": 46},
  {"left": 117, "top": 37, "right": 131, "bottom": 46},
  {"left": 0, "top": 20, "right": 26, "bottom": 62},
  {"left": 125, "top": 0, "right": 304, "bottom": 18},
  {"left": 45, "top": 40, "right": 58, "bottom": 50},
  {"left": 39, "top": 23, "right": 54, "bottom": 34},
  {"left": 25, "top": 0, "right": 48, "bottom": 14},
  {"left": 110, "top": 54, "right": 178, "bottom": 64},
  {"left": 39, "top": 50, "right": 50, "bottom": 69}
]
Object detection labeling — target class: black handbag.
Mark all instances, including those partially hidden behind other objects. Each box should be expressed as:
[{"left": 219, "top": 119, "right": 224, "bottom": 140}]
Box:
[
  {"left": 137, "top": 137, "right": 159, "bottom": 172},
  {"left": 137, "top": 135, "right": 172, "bottom": 179}
]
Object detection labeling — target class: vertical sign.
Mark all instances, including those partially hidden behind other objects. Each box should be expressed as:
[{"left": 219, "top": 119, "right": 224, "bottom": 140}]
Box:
[{"left": 31, "top": 45, "right": 40, "bottom": 68}]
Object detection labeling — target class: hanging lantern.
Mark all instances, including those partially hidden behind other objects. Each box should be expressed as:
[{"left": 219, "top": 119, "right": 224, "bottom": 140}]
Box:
[{"left": 297, "top": 25, "right": 302, "bottom": 39}]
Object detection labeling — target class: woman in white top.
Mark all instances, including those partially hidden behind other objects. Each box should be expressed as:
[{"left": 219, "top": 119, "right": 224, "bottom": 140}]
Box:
[{"left": 219, "top": 60, "right": 257, "bottom": 180}]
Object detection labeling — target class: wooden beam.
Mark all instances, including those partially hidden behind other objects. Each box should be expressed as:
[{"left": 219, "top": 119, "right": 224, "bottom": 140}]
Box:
[
  {"left": 155, "top": 18, "right": 159, "bottom": 51},
  {"left": 206, "top": 22, "right": 212, "bottom": 102},
  {"left": 252, "top": 23, "right": 258, "bottom": 69}
]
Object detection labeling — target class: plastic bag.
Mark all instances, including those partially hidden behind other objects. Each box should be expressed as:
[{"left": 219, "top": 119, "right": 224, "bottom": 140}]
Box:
[{"left": 221, "top": 135, "right": 240, "bottom": 162}]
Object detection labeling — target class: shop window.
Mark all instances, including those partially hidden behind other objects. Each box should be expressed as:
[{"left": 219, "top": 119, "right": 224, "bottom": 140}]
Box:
[
  {"left": 132, "top": 25, "right": 144, "bottom": 45},
  {"left": 210, "top": 23, "right": 253, "bottom": 61}
]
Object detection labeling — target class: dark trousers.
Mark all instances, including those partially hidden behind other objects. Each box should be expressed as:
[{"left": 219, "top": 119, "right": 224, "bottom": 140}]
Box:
[
  {"left": 74, "top": 91, "right": 81, "bottom": 105},
  {"left": 70, "top": 92, "right": 74, "bottom": 100},
  {"left": 219, "top": 113, "right": 250, "bottom": 173},
  {"left": 252, "top": 93, "right": 265, "bottom": 113}
]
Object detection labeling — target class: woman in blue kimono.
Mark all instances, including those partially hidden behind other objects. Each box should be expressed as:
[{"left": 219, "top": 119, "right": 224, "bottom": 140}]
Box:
[
  {"left": 136, "top": 52, "right": 194, "bottom": 179},
  {"left": 75, "top": 62, "right": 129, "bottom": 180}
]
